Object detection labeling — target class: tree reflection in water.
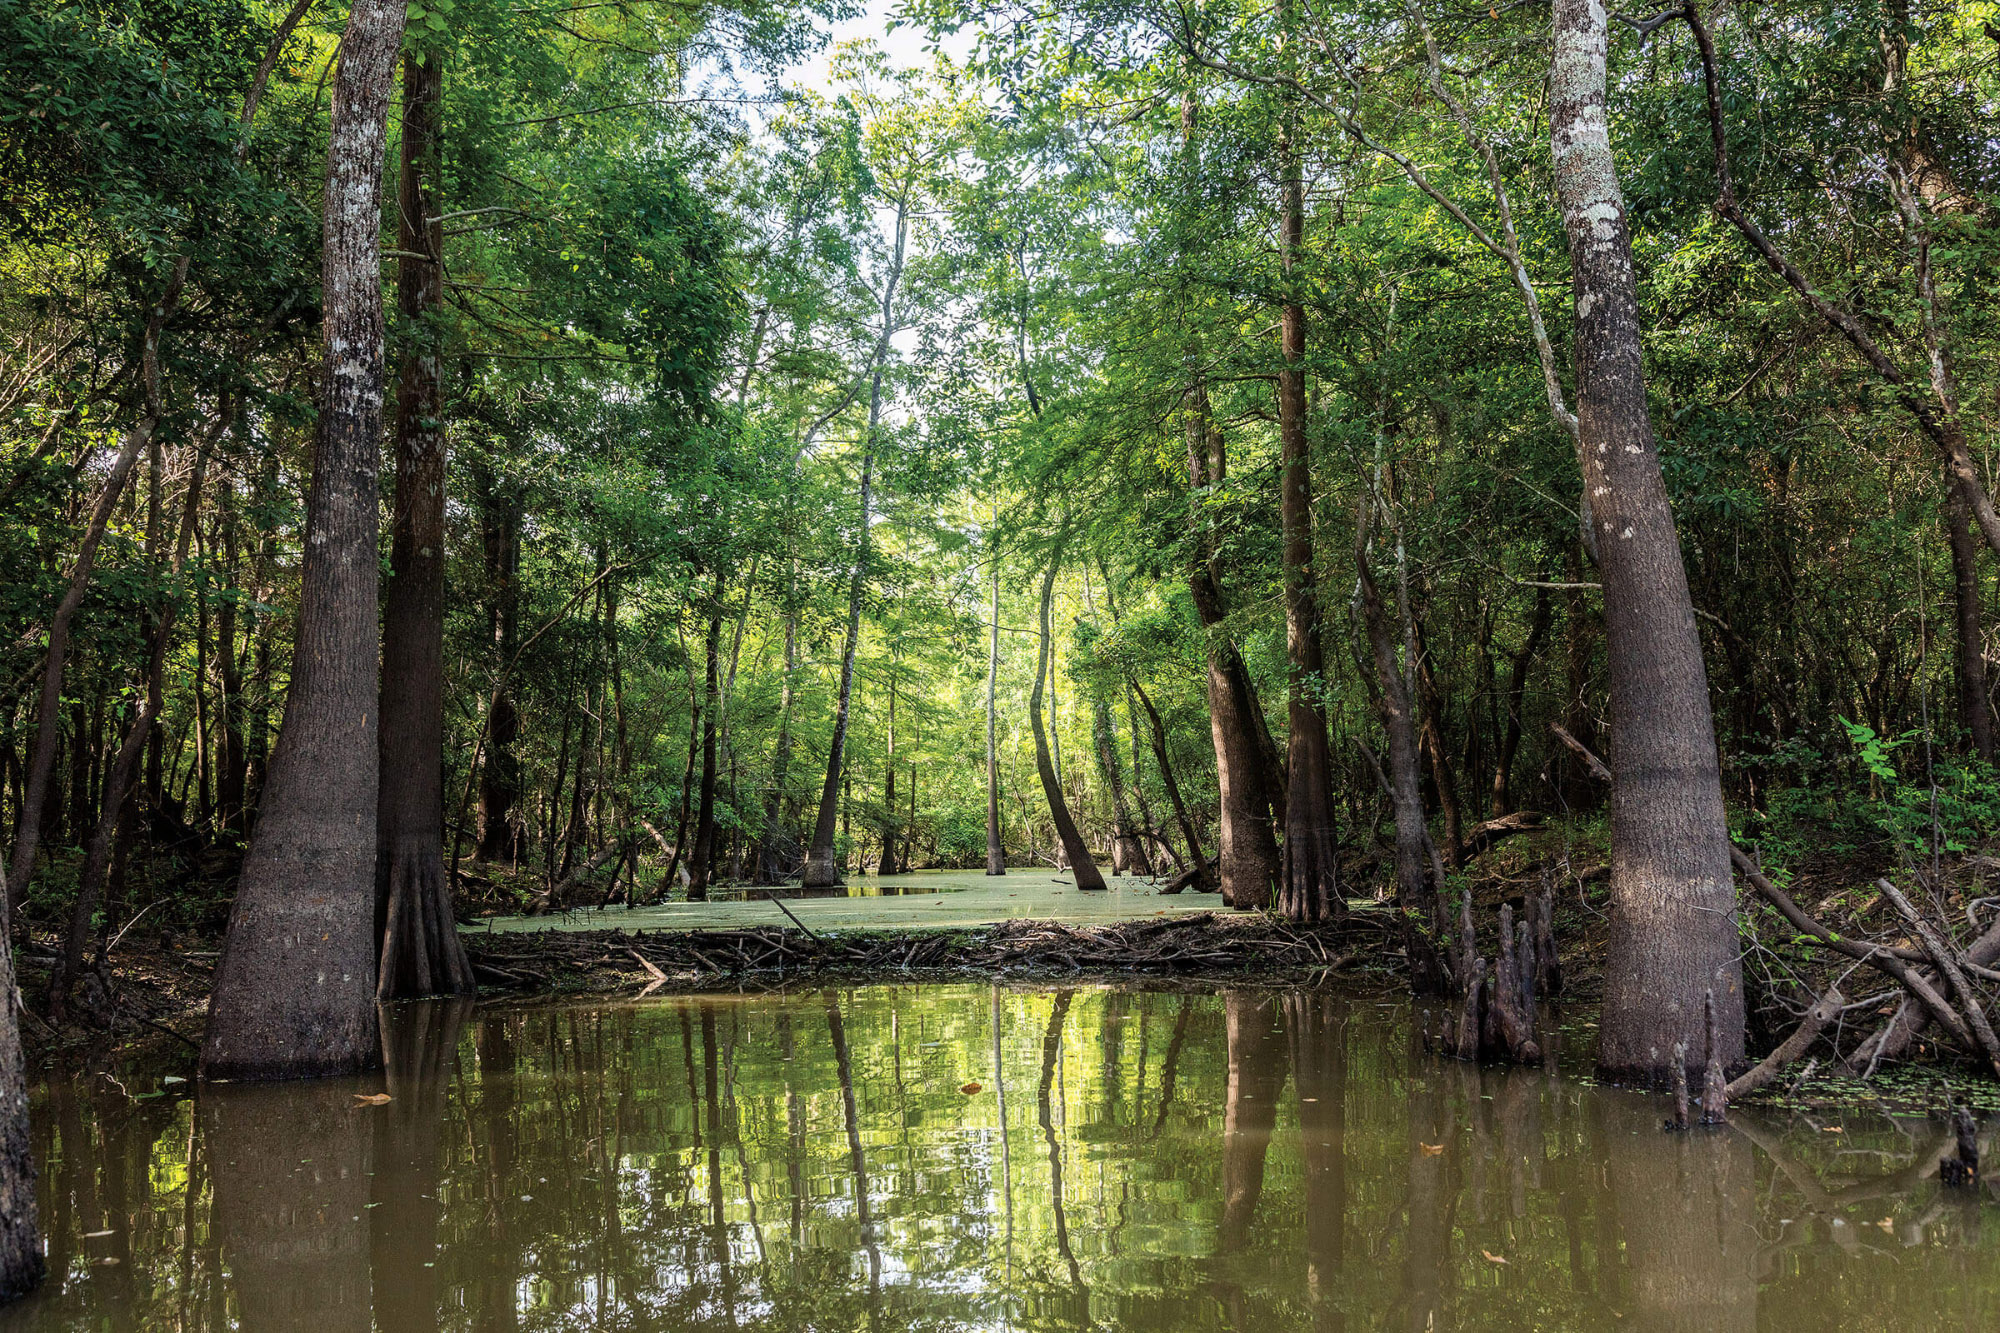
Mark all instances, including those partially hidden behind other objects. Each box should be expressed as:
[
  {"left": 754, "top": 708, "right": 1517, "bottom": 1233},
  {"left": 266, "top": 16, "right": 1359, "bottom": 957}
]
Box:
[{"left": 7, "top": 983, "right": 2000, "bottom": 1332}]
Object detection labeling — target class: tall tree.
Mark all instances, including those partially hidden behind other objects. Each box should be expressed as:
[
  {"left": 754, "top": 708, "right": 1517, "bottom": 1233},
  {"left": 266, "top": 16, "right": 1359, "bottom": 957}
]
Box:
[
  {"left": 1030, "top": 545, "right": 1106, "bottom": 889},
  {"left": 802, "top": 187, "right": 908, "bottom": 888},
  {"left": 377, "top": 49, "right": 472, "bottom": 999},
  {"left": 1272, "top": 40, "right": 1341, "bottom": 925},
  {"left": 1552, "top": 0, "right": 1743, "bottom": 1081},
  {"left": 986, "top": 527, "right": 1006, "bottom": 875},
  {"left": 200, "top": 0, "right": 410, "bottom": 1079}
]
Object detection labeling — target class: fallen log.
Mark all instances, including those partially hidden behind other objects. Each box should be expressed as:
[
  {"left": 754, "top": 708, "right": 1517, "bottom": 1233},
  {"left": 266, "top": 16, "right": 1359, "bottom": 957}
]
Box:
[
  {"left": 1878, "top": 878, "right": 2000, "bottom": 1080},
  {"left": 1727, "top": 985, "right": 1844, "bottom": 1100},
  {"left": 1461, "top": 810, "right": 1544, "bottom": 861}
]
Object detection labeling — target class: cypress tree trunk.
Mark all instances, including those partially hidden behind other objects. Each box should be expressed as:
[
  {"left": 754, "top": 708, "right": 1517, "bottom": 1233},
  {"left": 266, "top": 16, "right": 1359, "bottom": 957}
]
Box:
[
  {"left": 200, "top": 0, "right": 408, "bottom": 1079},
  {"left": 1274, "top": 90, "right": 1341, "bottom": 925},
  {"left": 1030, "top": 549, "right": 1106, "bottom": 890},
  {"left": 1552, "top": 0, "right": 1743, "bottom": 1082},
  {"left": 376, "top": 51, "right": 472, "bottom": 1000},
  {"left": 1185, "top": 389, "right": 1279, "bottom": 909}
]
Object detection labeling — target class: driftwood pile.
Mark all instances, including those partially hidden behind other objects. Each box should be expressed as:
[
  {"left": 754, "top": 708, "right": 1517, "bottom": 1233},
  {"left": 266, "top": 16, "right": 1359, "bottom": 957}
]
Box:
[
  {"left": 464, "top": 910, "right": 1385, "bottom": 992},
  {"left": 1733, "top": 847, "right": 2000, "bottom": 1084}
]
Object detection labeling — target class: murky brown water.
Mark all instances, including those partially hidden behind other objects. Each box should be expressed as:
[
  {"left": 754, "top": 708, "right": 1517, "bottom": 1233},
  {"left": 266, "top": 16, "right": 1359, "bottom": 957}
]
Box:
[{"left": 3, "top": 983, "right": 1995, "bottom": 1331}]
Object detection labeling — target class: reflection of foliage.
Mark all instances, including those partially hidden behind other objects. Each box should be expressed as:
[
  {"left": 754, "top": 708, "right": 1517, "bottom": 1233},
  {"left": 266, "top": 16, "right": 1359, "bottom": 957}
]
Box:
[{"left": 26, "top": 984, "right": 2000, "bottom": 1329}]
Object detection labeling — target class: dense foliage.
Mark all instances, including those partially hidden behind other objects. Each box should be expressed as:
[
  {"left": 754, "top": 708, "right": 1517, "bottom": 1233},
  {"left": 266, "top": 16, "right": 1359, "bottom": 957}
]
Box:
[{"left": 3, "top": 0, "right": 1998, "bottom": 970}]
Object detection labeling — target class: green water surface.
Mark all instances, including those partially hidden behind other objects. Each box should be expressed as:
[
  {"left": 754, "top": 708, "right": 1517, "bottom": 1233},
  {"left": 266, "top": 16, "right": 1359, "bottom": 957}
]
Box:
[{"left": 4, "top": 983, "right": 1995, "bottom": 1331}]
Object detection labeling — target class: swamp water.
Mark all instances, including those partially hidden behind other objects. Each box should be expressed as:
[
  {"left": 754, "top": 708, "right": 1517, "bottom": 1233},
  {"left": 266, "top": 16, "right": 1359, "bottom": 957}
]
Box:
[{"left": 5, "top": 982, "right": 1998, "bottom": 1332}]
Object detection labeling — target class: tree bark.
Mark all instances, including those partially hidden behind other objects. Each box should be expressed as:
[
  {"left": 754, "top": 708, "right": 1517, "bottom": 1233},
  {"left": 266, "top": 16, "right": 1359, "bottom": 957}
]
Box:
[
  {"left": 1554, "top": 0, "right": 1744, "bottom": 1082},
  {"left": 1030, "top": 548, "right": 1106, "bottom": 889},
  {"left": 1274, "top": 90, "right": 1341, "bottom": 924},
  {"left": 200, "top": 0, "right": 408, "bottom": 1080},
  {"left": 1185, "top": 385, "right": 1280, "bottom": 909},
  {"left": 376, "top": 51, "right": 471, "bottom": 1000},
  {"left": 215, "top": 481, "right": 249, "bottom": 829}
]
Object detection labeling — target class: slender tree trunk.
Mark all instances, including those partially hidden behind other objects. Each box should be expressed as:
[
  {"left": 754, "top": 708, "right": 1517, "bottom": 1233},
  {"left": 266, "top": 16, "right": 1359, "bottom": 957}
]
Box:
[
  {"left": 880, "top": 655, "right": 900, "bottom": 875},
  {"left": 1124, "top": 690, "right": 1173, "bottom": 872},
  {"left": 757, "top": 575, "right": 797, "bottom": 883},
  {"left": 661, "top": 674, "right": 701, "bottom": 895},
  {"left": 804, "top": 196, "right": 907, "bottom": 888},
  {"left": 1092, "top": 695, "right": 1148, "bottom": 877},
  {"left": 376, "top": 51, "right": 471, "bottom": 1000},
  {"left": 1356, "top": 530, "right": 1448, "bottom": 994},
  {"left": 1132, "top": 682, "right": 1208, "bottom": 882},
  {"left": 687, "top": 586, "right": 723, "bottom": 900},
  {"left": 4, "top": 283, "right": 178, "bottom": 916},
  {"left": 986, "top": 535, "right": 1006, "bottom": 875},
  {"left": 1946, "top": 479, "right": 1995, "bottom": 761},
  {"left": 201, "top": 0, "right": 408, "bottom": 1080},
  {"left": 0, "top": 873, "right": 36, "bottom": 1299},
  {"left": 1274, "top": 91, "right": 1341, "bottom": 924},
  {"left": 141, "top": 429, "right": 165, "bottom": 811},
  {"left": 1030, "top": 548, "right": 1106, "bottom": 890},
  {"left": 474, "top": 466, "right": 522, "bottom": 863},
  {"left": 1553, "top": 0, "right": 1743, "bottom": 1082},
  {"left": 53, "top": 411, "right": 230, "bottom": 1017},
  {"left": 1414, "top": 627, "right": 1464, "bottom": 866},
  {"left": 1186, "top": 389, "right": 1279, "bottom": 908},
  {"left": 904, "top": 758, "right": 918, "bottom": 871},
  {"left": 216, "top": 484, "right": 248, "bottom": 829},
  {"left": 1492, "top": 586, "right": 1553, "bottom": 814}
]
